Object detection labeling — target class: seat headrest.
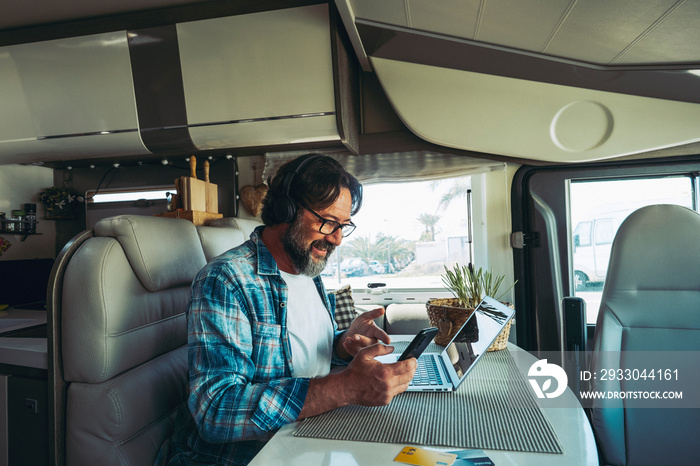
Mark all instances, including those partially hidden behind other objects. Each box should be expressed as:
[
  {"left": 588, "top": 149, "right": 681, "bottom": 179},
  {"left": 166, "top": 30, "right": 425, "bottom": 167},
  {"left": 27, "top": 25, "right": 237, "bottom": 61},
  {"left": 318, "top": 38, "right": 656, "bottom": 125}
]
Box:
[
  {"left": 207, "top": 216, "right": 262, "bottom": 238},
  {"left": 605, "top": 204, "right": 700, "bottom": 292},
  {"left": 94, "top": 215, "right": 206, "bottom": 292},
  {"left": 196, "top": 225, "right": 246, "bottom": 262}
]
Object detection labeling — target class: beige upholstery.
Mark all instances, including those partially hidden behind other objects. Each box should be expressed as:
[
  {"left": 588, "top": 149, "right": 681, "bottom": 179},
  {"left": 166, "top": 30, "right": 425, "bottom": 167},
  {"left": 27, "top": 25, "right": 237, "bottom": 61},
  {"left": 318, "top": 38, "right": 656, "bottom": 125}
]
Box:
[
  {"left": 48, "top": 215, "right": 253, "bottom": 466},
  {"left": 384, "top": 303, "right": 431, "bottom": 334},
  {"left": 207, "top": 216, "right": 262, "bottom": 239},
  {"left": 196, "top": 225, "right": 246, "bottom": 261},
  {"left": 589, "top": 205, "right": 700, "bottom": 465}
]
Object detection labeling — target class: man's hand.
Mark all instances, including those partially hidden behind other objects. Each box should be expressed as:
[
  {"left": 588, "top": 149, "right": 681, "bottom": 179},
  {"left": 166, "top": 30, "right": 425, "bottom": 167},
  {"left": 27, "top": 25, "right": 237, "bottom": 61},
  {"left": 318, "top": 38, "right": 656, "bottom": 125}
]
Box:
[
  {"left": 338, "top": 307, "right": 390, "bottom": 359},
  {"left": 298, "top": 343, "right": 417, "bottom": 419},
  {"left": 340, "top": 343, "right": 417, "bottom": 406}
]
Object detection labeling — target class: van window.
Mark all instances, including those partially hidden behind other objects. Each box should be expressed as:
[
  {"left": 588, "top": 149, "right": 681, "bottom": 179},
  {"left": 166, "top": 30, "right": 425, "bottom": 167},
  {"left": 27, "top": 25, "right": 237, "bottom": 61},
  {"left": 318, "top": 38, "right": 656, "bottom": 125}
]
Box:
[
  {"left": 569, "top": 176, "right": 694, "bottom": 324},
  {"left": 594, "top": 219, "right": 615, "bottom": 245},
  {"left": 85, "top": 186, "right": 172, "bottom": 228},
  {"left": 321, "top": 176, "right": 472, "bottom": 295},
  {"left": 573, "top": 221, "right": 592, "bottom": 247}
]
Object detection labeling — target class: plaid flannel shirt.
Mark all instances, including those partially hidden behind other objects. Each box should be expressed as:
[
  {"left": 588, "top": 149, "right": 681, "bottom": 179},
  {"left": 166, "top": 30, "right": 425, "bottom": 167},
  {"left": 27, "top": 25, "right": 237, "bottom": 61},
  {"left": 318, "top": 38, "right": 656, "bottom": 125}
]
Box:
[{"left": 163, "top": 226, "right": 345, "bottom": 465}]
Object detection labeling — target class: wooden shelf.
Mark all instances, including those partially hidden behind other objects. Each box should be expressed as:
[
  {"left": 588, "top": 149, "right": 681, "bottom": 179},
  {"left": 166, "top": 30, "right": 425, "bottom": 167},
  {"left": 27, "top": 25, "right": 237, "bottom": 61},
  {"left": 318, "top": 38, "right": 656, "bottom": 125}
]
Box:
[
  {"left": 156, "top": 210, "right": 222, "bottom": 226},
  {"left": 0, "top": 231, "right": 42, "bottom": 242}
]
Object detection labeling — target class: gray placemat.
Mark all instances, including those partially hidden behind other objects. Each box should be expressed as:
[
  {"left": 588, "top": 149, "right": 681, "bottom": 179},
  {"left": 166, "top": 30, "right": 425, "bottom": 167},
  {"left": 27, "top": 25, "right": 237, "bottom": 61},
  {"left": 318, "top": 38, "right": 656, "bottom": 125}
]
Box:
[{"left": 295, "top": 348, "right": 564, "bottom": 454}]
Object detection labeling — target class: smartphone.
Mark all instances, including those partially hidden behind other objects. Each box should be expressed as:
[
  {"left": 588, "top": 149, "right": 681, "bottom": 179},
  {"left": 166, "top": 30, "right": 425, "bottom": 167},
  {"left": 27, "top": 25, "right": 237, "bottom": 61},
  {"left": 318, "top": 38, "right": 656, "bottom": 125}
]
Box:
[{"left": 397, "top": 327, "right": 439, "bottom": 361}]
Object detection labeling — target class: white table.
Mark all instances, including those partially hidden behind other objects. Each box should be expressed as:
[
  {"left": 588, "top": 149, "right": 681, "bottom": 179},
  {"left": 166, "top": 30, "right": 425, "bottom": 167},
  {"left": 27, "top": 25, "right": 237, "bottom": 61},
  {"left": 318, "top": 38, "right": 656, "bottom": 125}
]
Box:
[
  {"left": 250, "top": 341, "right": 599, "bottom": 466},
  {"left": 0, "top": 309, "right": 47, "bottom": 369}
]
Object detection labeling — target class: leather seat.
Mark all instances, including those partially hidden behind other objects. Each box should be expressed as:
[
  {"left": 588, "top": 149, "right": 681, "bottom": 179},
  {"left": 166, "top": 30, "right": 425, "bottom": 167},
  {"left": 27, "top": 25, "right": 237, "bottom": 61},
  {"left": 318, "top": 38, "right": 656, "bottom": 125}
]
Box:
[
  {"left": 196, "top": 225, "right": 246, "bottom": 261},
  {"left": 47, "top": 214, "right": 248, "bottom": 465},
  {"left": 589, "top": 204, "right": 700, "bottom": 465}
]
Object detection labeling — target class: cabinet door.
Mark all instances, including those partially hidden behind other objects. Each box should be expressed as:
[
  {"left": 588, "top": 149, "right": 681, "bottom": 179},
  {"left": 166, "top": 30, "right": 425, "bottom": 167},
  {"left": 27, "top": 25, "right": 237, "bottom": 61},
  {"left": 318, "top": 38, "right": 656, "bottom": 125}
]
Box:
[
  {"left": 7, "top": 375, "right": 48, "bottom": 466},
  {"left": 0, "top": 374, "right": 8, "bottom": 466},
  {"left": 177, "top": 4, "right": 339, "bottom": 150},
  {"left": 0, "top": 32, "right": 147, "bottom": 163}
]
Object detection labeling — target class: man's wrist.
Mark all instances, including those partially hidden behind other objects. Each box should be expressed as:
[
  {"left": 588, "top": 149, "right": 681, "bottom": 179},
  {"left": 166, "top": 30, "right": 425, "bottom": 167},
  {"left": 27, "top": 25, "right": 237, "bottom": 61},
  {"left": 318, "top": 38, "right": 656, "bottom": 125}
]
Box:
[
  {"left": 335, "top": 331, "right": 351, "bottom": 360},
  {"left": 298, "top": 371, "right": 349, "bottom": 420}
]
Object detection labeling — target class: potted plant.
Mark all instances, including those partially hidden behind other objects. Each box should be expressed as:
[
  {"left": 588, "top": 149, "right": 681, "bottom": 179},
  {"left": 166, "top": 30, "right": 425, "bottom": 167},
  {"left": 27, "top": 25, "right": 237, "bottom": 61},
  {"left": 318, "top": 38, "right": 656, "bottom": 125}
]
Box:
[
  {"left": 38, "top": 187, "right": 84, "bottom": 219},
  {"left": 427, "top": 263, "right": 516, "bottom": 349}
]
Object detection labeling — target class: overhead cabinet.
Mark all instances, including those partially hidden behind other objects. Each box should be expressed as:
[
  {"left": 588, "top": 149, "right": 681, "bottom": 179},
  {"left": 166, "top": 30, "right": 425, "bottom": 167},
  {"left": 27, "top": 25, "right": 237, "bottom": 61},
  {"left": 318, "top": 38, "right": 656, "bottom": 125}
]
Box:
[
  {"left": 0, "top": 4, "right": 341, "bottom": 165},
  {"left": 176, "top": 4, "right": 340, "bottom": 150},
  {"left": 0, "top": 32, "right": 147, "bottom": 164}
]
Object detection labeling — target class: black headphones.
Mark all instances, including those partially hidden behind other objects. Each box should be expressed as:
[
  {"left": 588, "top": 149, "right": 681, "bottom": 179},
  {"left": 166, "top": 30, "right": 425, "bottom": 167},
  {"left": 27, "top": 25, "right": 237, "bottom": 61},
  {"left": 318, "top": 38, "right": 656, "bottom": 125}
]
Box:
[{"left": 274, "top": 154, "right": 324, "bottom": 223}]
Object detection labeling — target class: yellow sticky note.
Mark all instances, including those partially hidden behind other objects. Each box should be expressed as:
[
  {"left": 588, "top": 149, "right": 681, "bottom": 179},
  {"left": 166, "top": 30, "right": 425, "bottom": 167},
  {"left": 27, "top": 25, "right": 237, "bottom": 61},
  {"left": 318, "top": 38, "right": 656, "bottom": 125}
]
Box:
[{"left": 394, "top": 446, "right": 457, "bottom": 466}]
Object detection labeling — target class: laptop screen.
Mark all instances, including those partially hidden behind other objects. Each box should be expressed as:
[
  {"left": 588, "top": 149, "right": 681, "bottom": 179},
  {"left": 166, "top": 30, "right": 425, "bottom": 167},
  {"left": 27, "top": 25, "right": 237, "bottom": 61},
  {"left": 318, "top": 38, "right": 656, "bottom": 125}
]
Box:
[{"left": 442, "top": 296, "right": 515, "bottom": 389}]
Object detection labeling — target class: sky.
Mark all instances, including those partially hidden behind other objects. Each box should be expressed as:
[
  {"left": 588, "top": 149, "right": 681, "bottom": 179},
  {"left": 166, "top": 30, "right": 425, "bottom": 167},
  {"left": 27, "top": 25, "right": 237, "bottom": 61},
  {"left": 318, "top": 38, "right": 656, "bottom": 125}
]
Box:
[{"left": 349, "top": 178, "right": 471, "bottom": 243}]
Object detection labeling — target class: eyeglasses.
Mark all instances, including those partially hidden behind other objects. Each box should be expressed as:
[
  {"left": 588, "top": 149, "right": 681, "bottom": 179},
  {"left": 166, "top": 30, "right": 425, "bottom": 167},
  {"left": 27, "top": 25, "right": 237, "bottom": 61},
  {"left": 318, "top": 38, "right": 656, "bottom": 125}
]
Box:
[{"left": 301, "top": 204, "right": 356, "bottom": 237}]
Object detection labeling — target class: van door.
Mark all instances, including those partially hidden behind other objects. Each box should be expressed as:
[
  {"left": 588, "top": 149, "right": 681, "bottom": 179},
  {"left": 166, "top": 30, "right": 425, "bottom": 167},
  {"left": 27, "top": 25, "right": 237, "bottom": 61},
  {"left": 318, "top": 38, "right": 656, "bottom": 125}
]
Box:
[{"left": 512, "top": 161, "right": 699, "bottom": 352}]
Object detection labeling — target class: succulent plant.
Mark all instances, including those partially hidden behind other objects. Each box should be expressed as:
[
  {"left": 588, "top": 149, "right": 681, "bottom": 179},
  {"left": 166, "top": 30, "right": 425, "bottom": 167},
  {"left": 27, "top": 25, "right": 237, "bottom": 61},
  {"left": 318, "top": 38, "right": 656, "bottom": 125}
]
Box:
[{"left": 441, "top": 263, "right": 516, "bottom": 308}]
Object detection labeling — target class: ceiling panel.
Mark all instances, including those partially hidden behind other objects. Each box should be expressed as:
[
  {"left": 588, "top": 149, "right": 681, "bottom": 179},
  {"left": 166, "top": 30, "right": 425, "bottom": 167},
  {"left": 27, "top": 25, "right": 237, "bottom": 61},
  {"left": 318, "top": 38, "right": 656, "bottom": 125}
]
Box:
[
  {"left": 545, "top": 0, "right": 682, "bottom": 65},
  {"left": 350, "top": 0, "right": 408, "bottom": 27},
  {"left": 408, "top": 0, "right": 481, "bottom": 40},
  {"left": 347, "top": 0, "right": 700, "bottom": 67},
  {"left": 478, "top": 0, "right": 572, "bottom": 53},
  {"left": 619, "top": 1, "right": 700, "bottom": 65}
]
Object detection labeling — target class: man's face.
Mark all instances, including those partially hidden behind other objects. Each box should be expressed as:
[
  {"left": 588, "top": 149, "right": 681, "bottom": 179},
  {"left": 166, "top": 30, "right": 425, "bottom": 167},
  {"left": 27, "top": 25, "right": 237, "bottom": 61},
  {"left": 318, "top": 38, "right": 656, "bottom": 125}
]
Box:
[{"left": 281, "top": 188, "right": 352, "bottom": 277}]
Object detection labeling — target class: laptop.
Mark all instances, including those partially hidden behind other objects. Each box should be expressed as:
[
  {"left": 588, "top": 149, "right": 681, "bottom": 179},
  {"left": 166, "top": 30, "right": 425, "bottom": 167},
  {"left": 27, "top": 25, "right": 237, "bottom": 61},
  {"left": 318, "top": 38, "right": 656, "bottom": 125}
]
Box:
[{"left": 380, "top": 296, "right": 515, "bottom": 392}]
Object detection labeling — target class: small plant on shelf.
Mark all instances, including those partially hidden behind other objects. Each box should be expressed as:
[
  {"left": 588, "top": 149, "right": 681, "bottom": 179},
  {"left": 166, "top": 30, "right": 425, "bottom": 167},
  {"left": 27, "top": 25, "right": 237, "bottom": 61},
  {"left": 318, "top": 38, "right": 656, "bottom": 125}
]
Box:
[{"left": 38, "top": 187, "right": 84, "bottom": 219}]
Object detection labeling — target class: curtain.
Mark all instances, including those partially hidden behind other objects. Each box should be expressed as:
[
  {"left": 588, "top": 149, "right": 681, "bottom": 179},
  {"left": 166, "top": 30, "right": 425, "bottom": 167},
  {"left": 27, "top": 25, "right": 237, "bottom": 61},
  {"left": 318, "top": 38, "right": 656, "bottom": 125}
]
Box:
[{"left": 262, "top": 150, "right": 505, "bottom": 185}]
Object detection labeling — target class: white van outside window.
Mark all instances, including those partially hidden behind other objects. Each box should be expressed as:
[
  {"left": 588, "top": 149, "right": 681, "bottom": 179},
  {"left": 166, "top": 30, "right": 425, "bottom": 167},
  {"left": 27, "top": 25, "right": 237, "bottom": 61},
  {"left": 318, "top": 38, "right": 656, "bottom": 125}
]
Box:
[{"left": 572, "top": 214, "right": 624, "bottom": 290}]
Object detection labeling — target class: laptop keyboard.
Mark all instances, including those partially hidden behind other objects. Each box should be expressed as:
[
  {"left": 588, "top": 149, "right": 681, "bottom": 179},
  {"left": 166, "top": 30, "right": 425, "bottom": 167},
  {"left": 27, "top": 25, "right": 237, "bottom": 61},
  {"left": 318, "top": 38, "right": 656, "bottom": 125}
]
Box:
[{"left": 410, "top": 354, "right": 443, "bottom": 386}]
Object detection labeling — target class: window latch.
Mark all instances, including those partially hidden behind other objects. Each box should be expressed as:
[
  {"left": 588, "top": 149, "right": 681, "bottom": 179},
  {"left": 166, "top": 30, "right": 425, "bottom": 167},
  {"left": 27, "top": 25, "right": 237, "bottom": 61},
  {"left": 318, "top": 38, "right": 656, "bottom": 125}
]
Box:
[
  {"left": 366, "top": 283, "right": 387, "bottom": 295},
  {"left": 511, "top": 231, "right": 540, "bottom": 249}
]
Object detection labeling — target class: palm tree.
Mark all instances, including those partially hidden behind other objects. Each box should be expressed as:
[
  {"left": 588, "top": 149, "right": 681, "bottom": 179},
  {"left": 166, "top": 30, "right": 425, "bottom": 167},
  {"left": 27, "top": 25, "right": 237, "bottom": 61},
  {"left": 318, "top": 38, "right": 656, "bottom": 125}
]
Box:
[
  {"left": 376, "top": 233, "right": 414, "bottom": 272},
  {"left": 338, "top": 233, "right": 416, "bottom": 275},
  {"left": 417, "top": 213, "right": 441, "bottom": 242},
  {"left": 437, "top": 178, "right": 471, "bottom": 211},
  {"left": 343, "top": 234, "right": 379, "bottom": 266}
]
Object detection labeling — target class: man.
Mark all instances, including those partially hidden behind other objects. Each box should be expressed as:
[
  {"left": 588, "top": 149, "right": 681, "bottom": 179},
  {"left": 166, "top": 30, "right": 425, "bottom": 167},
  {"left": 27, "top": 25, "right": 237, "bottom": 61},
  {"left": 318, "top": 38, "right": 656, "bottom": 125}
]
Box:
[{"left": 161, "top": 154, "right": 417, "bottom": 465}]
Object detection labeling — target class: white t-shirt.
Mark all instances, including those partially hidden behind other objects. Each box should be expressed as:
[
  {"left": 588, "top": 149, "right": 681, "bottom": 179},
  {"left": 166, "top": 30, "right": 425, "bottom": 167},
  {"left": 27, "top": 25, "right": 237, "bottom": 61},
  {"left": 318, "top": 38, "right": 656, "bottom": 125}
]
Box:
[{"left": 280, "top": 271, "right": 334, "bottom": 378}]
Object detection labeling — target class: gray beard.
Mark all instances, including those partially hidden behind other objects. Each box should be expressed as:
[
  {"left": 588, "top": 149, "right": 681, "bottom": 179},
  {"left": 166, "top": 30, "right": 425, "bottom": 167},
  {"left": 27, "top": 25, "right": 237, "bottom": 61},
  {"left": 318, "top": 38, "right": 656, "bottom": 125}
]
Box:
[{"left": 281, "top": 217, "right": 335, "bottom": 277}]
